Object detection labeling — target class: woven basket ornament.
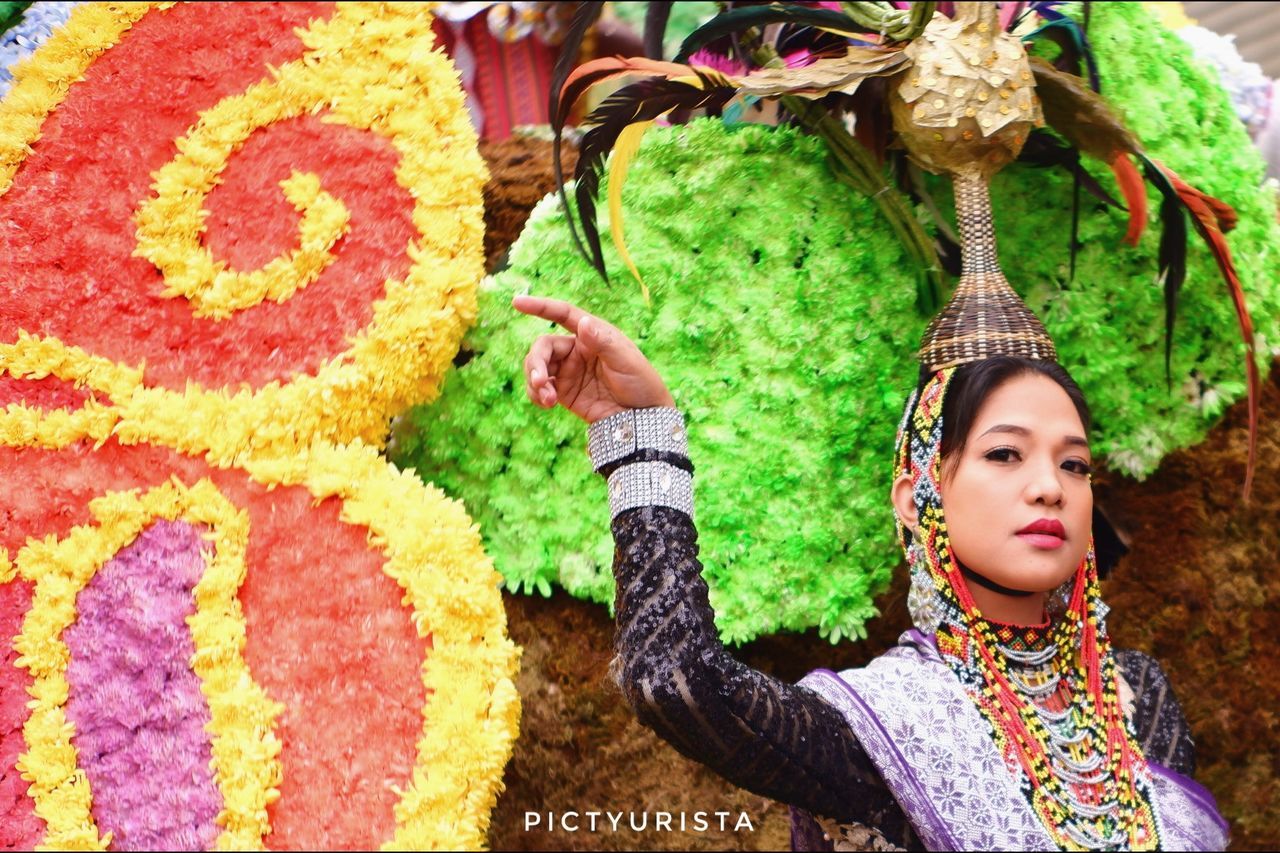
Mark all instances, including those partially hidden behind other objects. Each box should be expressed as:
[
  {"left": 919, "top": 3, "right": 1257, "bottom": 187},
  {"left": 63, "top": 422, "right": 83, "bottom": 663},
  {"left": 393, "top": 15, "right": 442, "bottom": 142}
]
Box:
[{"left": 891, "top": 2, "right": 1060, "bottom": 369}]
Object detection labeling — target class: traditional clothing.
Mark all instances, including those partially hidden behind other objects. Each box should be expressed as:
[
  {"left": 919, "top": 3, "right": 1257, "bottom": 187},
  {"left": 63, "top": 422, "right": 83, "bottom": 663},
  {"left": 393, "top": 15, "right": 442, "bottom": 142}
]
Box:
[
  {"left": 431, "top": 3, "right": 571, "bottom": 139},
  {"left": 589, "top": 415, "right": 1226, "bottom": 851},
  {"left": 802, "top": 631, "right": 1228, "bottom": 849}
]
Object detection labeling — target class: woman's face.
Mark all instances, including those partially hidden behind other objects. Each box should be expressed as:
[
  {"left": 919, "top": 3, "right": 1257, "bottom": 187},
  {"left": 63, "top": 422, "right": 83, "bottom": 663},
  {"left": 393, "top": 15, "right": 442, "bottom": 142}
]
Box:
[{"left": 938, "top": 372, "right": 1093, "bottom": 593}]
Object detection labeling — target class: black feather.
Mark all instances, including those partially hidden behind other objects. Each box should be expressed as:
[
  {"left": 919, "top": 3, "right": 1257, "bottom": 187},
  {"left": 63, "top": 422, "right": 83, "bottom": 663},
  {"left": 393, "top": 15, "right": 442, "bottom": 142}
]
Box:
[
  {"left": 674, "top": 4, "right": 868, "bottom": 63},
  {"left": 573, "top": 73, "right": 738, "bottom": 280},
  {"left": 775, "top": 19, "right": 849, "bottom": 61},
  {"left": 1023, "top": 17, "right": 1101, "bottom": 92},
  {"left": 1139, "top": 155, "right": 1188, "bottom": 389},
  {"left": 550, "top": 2, "right": 606, "bottom": 269},
  {"left": 1017, "top": 131, "right": 1122, "bottom": 208}
]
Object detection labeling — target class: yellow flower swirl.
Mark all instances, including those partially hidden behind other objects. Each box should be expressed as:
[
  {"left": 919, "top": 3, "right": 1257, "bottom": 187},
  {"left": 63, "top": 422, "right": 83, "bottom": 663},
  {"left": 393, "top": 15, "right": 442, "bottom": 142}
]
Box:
[
  {"left": 1, "top": 0, "right": 487, "bottom": 455},
  {"left": 138, "top": 169, "right": 351, "bottom": 319}
]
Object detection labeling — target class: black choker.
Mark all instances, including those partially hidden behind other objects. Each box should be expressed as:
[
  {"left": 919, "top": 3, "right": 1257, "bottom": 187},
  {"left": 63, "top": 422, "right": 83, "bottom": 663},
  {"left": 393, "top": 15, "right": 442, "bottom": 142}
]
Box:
[{"left": 959, "top": 562, "right": 1036, "bottom": 598}]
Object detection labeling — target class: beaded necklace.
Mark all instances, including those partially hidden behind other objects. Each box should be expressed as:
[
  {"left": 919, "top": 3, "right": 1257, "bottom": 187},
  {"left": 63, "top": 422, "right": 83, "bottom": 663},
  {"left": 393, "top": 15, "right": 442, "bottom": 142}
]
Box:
[{"left": 896, "top": 369, "right": 1161, "bottom": 851}]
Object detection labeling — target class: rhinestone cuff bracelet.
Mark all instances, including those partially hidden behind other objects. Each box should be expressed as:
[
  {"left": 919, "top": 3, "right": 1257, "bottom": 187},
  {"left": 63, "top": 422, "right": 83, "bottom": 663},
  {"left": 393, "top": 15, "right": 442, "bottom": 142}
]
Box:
[
  {"left": 588, "top": 408, "right": 693, "bottom": 519},
  {"left": 587, "top": 407, "right": 688, "bottom": 473},
  {"left": 605, "top": 461, "right": 694, "bottom": 520}
]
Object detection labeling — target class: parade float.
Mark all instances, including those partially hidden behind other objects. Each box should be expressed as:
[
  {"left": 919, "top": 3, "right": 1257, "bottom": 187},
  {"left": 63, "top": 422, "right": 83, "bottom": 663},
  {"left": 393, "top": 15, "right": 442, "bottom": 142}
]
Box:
[{"left": 0, "top": 4, "right": 518, "bottom": 849}]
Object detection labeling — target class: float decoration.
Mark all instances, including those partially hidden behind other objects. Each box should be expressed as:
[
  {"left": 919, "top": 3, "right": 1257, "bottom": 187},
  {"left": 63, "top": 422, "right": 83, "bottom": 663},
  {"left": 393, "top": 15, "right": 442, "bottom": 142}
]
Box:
[
  {"left": 393, "top": 2, "right": 1280, "bottom": 645},
  {"left": 1, "top": 2, "right": 518, "bottom": 850}
]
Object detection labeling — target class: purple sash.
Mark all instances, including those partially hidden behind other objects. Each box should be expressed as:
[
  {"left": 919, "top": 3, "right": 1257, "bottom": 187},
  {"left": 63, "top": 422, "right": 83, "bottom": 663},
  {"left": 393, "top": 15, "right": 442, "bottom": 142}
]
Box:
[{"left": 799, "top": 631, "right": 1229, "bottom": 851}]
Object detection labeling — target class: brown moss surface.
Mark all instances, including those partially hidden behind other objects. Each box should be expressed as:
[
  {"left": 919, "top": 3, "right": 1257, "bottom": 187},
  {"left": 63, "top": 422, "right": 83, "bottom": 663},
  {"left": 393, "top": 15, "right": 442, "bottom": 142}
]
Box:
[
  {"left": 478, "top": 138, "right": 1279, "bottom": 851},
  {"left": 479, "top": 136, "right": 578, "bottom": 273},
  {"left": 1094, "top": 363, "right": 1280, "bottom": 851}
]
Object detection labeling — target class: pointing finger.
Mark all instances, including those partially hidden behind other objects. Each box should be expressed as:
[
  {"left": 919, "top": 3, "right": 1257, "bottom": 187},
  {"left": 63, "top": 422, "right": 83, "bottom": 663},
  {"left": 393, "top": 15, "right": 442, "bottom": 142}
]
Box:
[
  {"left": 512, "top": 294, "right": 591, "bottom": 335},
  {"left": 576, "top": 315, "right": 628, "bottom": 365}
]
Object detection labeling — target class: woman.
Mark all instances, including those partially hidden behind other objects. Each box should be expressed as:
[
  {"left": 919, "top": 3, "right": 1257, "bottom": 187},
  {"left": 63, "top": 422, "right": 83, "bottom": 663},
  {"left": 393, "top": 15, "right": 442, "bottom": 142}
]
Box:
[{"left": 512, "top": 289, "right": 1229, "bottom": 850}]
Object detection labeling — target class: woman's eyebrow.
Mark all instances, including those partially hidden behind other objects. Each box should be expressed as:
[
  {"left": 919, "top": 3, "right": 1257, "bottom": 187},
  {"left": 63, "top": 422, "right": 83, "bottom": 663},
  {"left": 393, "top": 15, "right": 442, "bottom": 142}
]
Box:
[{"left": 978, "top": 423, "right": 1090, "bottom": 448}]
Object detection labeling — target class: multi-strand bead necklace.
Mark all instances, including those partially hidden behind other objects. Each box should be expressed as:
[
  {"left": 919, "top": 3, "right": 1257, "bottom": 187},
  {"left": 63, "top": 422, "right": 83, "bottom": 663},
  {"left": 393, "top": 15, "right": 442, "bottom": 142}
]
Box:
[{"left": 902, "top": 370, "right": 1161, "bottom": 850}]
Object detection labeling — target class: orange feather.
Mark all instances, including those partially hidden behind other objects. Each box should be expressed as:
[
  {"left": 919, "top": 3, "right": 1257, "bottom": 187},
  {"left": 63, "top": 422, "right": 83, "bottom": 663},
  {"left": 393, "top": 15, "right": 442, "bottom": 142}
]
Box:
[
  {"left": 1109, "top": 153, "right": 1146, "bottom": 247},
  {"left": 1155, "top": 161, "right": 1259, "bottom": 498},
  {"left": 557, "top": 57, "right": 711, "bottom": 127}
]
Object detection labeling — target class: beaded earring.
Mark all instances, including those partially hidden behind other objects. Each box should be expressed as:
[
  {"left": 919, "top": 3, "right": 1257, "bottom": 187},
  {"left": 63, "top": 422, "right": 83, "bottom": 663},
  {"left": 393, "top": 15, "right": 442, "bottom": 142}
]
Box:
[
  {"left": 906, "top": 534, "right": 944, "bottom": 635},
  {"left": 1047, "top": 577, "right": 1073, "bottom": 620}
]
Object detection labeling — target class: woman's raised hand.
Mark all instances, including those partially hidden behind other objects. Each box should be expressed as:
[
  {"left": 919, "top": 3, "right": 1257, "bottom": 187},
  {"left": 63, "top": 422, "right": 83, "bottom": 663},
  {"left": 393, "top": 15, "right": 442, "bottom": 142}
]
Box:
[{"left": 512, "top": 295, "right": 675, "bottom": 424}]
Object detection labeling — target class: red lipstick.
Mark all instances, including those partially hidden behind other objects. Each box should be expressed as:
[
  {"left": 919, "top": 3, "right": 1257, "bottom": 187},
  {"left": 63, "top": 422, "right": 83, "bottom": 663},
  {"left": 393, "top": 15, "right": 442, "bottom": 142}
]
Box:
[{"left": 1016, "top": 518, "right": 1066, "bottom": 550}]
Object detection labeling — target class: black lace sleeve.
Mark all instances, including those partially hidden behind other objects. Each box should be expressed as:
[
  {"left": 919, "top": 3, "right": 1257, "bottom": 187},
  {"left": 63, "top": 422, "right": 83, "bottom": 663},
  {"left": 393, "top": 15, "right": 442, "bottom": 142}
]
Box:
[
  {"left": 1113, "top": 649, "right": 1197, "bottom": 777},
  {"left": 609, "top": 502, "right": 916, "bottom": 844}
]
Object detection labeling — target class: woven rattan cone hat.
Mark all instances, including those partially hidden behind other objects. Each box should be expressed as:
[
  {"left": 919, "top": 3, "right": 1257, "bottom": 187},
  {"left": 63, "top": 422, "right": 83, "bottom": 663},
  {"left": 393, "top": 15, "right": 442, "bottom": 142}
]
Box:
[
  {"left": 918, "top": 171, "right": 1058, "bottom": 370},
  {"left": 887, "top": 2, "right": 1059, "bottom": 370}
]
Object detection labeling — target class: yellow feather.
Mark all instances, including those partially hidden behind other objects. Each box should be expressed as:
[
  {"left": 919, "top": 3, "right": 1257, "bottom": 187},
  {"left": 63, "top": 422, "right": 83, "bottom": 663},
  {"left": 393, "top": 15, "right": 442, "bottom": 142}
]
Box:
[{"left": 607, "top": 119, "right": 655, "bottom": 304}]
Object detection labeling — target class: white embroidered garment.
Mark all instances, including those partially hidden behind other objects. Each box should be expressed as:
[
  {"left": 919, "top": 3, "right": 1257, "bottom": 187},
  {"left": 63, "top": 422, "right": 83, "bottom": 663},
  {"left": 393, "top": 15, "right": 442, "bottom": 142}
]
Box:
[{"left": 800, "top": 631, "right": 1230, "bottom": 851}]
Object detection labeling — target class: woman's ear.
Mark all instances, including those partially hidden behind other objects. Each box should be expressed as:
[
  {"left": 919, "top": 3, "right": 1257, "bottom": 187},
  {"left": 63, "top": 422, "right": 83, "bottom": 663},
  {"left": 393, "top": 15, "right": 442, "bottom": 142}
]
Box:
[{"left": 892, "top": 471, "right": 918, "bottom": 532}]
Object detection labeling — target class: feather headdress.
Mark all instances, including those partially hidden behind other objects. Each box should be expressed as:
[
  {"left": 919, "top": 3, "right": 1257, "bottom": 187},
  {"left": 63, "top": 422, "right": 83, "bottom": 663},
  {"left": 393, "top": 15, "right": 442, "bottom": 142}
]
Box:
[{"left": 552, "top": 0, "right": 1260, "bottom": 497}]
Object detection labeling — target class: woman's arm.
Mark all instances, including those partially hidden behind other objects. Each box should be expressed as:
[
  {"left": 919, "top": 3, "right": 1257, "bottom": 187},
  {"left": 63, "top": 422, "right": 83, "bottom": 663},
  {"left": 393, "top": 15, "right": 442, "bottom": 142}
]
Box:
[
  {"left": 1113, "top": 649, "right": 1197, "bottom": 777},
  {"left": 509, "top": 295, "right": 911, "bottom": 838},
  {"left": 592, "top": 407, "right": 909, "bottom": 833}
]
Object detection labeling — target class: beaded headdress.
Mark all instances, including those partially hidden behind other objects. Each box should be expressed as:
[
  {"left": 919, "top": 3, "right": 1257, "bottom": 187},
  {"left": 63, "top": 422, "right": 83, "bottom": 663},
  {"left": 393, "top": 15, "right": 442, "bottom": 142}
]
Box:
[{"left": 893, "top": 367, "right": 1162, "bottom": 849}]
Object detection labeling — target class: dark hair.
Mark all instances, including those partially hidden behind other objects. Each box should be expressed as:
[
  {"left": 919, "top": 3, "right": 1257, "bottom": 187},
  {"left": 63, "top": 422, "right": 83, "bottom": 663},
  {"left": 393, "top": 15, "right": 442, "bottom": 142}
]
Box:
[{"left": 919, "top": 356, "right": 1092, "bottom": 461}]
